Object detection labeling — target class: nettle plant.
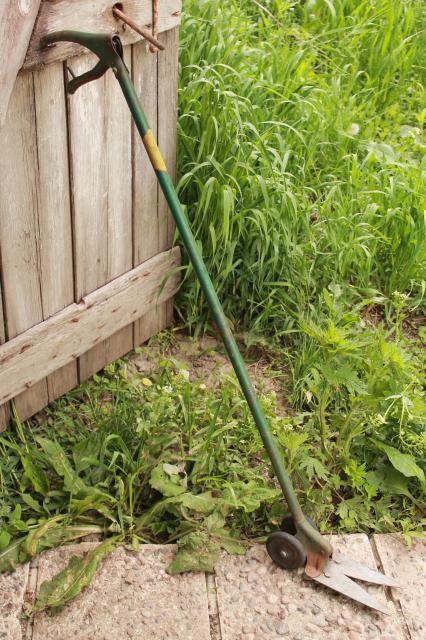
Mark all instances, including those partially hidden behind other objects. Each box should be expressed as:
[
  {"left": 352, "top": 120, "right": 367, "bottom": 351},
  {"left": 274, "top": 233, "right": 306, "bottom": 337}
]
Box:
[{"left": 291, "top": 286, "right": 426, "bottom": 531}]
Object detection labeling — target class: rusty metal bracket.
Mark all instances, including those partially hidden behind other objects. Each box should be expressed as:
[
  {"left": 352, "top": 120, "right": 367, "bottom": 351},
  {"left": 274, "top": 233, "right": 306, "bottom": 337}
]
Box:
[
  {"left": 149, "top": 0, "right": 159, "bottom": 53},
  {"left": 112, "top": 3, "right": 164, "bottom": 51},
  {"left": 305, "top": 549, "right": 329, "bottom": 579}
]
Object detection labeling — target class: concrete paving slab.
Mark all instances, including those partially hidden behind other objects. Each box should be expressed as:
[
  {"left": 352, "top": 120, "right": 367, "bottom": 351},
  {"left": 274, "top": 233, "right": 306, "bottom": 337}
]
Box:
[
  {"left": 214, "top": 535, "right": 404, "bottom": 640},
  {"left": 0, "top": 563, "right": 28, "bottom": 640},
  {"left": 374, "top": 534, "right": 426, "bottom": 640},
  {"left": 31, "top": 543, "right": 211, "bottom": 640}
]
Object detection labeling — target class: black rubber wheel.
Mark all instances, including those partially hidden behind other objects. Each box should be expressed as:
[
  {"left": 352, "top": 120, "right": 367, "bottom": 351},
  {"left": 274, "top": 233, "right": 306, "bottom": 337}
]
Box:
[
  {"left": 266, "top": 531, "right": 306, "bottom": 570},
  {"left": 280, "top": 514, "right": 319, "bottom": 535}
]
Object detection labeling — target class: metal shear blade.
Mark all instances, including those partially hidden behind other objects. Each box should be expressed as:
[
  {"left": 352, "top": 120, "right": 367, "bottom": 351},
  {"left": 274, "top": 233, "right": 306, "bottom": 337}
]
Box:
[
  {"left": 331, "top": 554, "right": 399, "bottom": 587},
  {"left": 309, "top": 557, "right": 398, "bottom": 615}
]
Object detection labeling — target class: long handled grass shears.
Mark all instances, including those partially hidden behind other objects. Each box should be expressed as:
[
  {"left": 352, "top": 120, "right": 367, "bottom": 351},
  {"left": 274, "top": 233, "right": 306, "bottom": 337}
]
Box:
[{"left": 43, "top": 30, "right": 398, "bottom": 614}]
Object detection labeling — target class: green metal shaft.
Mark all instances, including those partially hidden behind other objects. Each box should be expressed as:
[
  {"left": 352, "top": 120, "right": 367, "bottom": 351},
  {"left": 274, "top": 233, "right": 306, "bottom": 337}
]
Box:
[{"left": 114, "top": 67, "right": 303, "bottom": 517}]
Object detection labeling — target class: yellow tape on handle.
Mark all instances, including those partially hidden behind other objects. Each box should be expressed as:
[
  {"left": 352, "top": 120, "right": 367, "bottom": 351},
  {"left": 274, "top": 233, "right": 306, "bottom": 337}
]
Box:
[{"left": 143, "top": 129, "right": 167, "bottom": 172}]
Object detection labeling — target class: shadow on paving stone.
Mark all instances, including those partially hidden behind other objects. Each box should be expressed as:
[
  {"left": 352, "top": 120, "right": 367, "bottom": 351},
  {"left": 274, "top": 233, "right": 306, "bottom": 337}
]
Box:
[
  {"left": 373, "top": 534, "right": 426, "bottom": 640},
  {"left": 31, "top": 543, "right": 210, "bottom": 640},
  {"left": 214, "top": 535, "right": 405, "bottom": 640}
]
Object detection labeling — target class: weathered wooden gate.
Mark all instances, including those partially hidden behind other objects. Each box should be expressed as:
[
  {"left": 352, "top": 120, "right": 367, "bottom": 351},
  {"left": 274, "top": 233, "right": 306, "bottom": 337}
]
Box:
[{"left": 0, "top": 1, "right": 181, "bottom": 427}]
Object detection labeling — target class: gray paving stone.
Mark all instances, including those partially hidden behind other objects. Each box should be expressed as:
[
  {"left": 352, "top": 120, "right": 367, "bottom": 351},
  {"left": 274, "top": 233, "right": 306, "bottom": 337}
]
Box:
[
  {"left": 374, "top": 534, "right": 426, "bottom": 640},
  {"left": 31, "top": 543, "right": 211, "bottom": 640},
  {"left": 0, "top": 563, "right": 28, "bottom": 640},
  {"left": 214, "top": 535, "right": 404, "bottom": 640},
  {"left": 4, "top": 534, "right": 425, "bottom": 640}
]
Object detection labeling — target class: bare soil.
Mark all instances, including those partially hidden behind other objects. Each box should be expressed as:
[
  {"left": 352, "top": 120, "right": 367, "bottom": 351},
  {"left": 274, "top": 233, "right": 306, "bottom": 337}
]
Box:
[{"left": 129, "top": 330, "right": 292, "bottom": 415}]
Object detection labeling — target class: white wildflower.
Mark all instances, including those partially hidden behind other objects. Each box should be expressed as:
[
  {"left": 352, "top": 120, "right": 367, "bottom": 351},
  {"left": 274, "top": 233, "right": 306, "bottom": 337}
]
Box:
[{"left": 347, "top": 123, "right": 360, "bottom": 136}]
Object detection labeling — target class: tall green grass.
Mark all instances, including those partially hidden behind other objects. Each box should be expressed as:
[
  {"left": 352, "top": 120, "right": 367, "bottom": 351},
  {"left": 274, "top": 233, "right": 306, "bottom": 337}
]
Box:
[
  {"left": 175, "top": 1, "right": 426, "bottom": 513},
  {"left": 176, "top": 0, "right": 425, "bottom": 336}
]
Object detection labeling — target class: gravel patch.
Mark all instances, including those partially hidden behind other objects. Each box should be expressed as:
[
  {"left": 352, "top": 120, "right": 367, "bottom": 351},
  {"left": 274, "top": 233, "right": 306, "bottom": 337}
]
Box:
[{"left": 0, "top": 563, "right": 29, "bottom": 640}]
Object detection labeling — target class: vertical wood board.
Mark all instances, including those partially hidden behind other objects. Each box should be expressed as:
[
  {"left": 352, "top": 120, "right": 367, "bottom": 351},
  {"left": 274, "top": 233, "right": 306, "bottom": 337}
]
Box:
[
  {"left": 158, "top": 27, "right": 179, "bottom": 250},
  {"left": 157, "top": 28, "right": 180, "bottom": 331},
  {"left": 133, "top": 41, "right": 159, "bottom": 266},
  {"left": 33, "top": 61, "right": 78, "bottom": 400},
  {"left": 104, "top": 46, "right": 134, "bottom": 364},
  {"left": 68, "top": 49, "right": 133, "bottom": 381},
  {"left": 68, "top": 51, "right": 109, "bottom": 380},
  {"left": 133, "top": 29, "right": 179, "bottom": 345},
  {"left": 0, "top": 0, "right": 42, "bottom": 127},
  {"left": 132, "top": 40, "right": 163, "bottom": 345},
  {"left": 0, "top": 71, "right": 48, "bottom": 419},
  {"left": 68, "top": 52, "right": 108, "bottom": 300}
]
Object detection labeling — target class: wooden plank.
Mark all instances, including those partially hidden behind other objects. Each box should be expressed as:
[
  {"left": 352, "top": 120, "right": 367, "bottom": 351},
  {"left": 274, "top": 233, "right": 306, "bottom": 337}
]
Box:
[
  {"left": 68, "top": 47, "right": 133, "bottom": 381},
  {"left": 68, "top": 52, "right": 107, "bottom": 298},
  {"left": 104, "top": 46, "right": 134, "bottom": 365},
  {"left": 0, "top": 248, "right": 180, "bottom": 405},
  {"left": 0, "top": 281, "right": 9, "bottom": 430},
  {"left": 0, "top": 0, "right": 42, "bottom": 127},
  {"left": 132, "top": 39, "right": 163, "bottom": 345},
  {"left": 133, "top": 41, "right": 159, "bottom": 267},
  {"left": 135, "top": 27, "right": 179, "bottom": 342},
  {"left": 158, "top": 27, "right": 179, "bottom": 251},
  {"left": 156, "top": 27, "right": 180, "bottom": 332},
  {"left": 68, "top": 51, "right": 109, "bottom": 381},
  {"left": 0, "top": 71, "right": 49, "bottom": 420},
  {"left": 24, "top": 0, "right": 181, "bottom": 69},
  {"left": 33, "top": 61, "right": 78, "bottom": 401}
]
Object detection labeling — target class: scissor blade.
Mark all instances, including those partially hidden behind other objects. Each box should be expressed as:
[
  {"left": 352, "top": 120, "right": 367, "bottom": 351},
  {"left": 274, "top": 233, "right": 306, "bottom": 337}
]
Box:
[
  {"left": 310, "top": 560, "right": 390, "bottom": 615},
  {"left": 332, "top": 554, "right": 399, "bottom": 587}
]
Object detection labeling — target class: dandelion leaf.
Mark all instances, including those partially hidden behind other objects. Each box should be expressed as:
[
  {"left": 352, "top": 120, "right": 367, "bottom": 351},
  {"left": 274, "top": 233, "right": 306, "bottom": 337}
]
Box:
[
  {"left": 35, "top": 438, "right": 88, "bottom": 494},
  {"left": 167, "top": 531, "right": 219, "bottom": 574},
  {"left": 31, "top": 539, "right": 117, "bottom": 614},
  {"left": 0, "top": 537, "right": 25, "bottom": 573},
  {"left": 149, "top": 463, "right": 187, "bottom": 497}
]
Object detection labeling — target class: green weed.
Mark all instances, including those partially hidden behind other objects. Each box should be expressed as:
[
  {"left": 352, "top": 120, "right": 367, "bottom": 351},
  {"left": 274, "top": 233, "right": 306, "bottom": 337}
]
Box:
[{"left": 0, "top": 338, "right": 424, "bottom": 612}]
